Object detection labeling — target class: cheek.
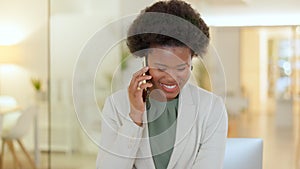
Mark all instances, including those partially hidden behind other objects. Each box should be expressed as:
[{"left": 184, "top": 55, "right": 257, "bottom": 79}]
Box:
[
  {"left": 150, "top": 74, "right": 163, "bottom": 84},
  {"left": 149, "top": 70, "right": 162, "bottom": 78},
  {"left": 177, "top": 71, "right": 191, "bottom": 81}
]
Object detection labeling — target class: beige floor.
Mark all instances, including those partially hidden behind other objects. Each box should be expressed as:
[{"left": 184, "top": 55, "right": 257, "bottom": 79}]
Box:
[
  {"left": 1, "top": 151, "right": 96, "bottom": 169},
  {"left": 229, "top": 112, "right": 300, "bottom": 169},
  {"left": 2, "top": 112, "right": 300, "bottom": 169}
]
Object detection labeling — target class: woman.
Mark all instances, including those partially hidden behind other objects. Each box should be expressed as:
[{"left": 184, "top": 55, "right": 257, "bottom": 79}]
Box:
[{"left": 96, "top": 0, "right": 228, "bottom": 169}]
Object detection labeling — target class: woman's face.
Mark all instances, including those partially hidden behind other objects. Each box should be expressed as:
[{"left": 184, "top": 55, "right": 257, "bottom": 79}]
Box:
[{"left": 147, "top": 45, "right": 192, "bottom": 101}]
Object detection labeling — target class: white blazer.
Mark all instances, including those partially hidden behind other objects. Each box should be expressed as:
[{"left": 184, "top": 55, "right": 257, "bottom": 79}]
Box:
[{"left": 96, "top": 83, "right": 228, "bottom": 169}]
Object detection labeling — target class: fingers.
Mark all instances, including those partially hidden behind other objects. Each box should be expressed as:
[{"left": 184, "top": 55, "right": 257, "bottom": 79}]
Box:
[
  {"left": 129, "top": 66, "right": 151, "bottom": 91},
  {"left": 138, "top": 82, "right": 153, "bottom": 91},
  {"left": 136, "top": 75, "right": 152, "bottom": 85},
  {"left": 135, "top": 75, "right": 152, "bottom": 91},
  {"left": 128, "top": 67, "right": 152, "bottom": 116},
  {"left": 132, "top": 66, "right": 149, "bottom": 79}
]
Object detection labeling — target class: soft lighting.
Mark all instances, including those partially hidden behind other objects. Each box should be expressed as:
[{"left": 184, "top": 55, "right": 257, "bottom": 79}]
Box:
[
  {"left": 204, "top": 13, "right": 300, "bottom": 26},
  {"left": 0, "top": 64, "right": 20, "bottom": 72},
  {"left": 0, "top": 95, "right": 18, "bottom": 112},
  {"left": 0, "top": 26, "right": 25, "bottom": 46},
  {"left": 0, "top": 45, "right": 21, "bottom": 64},
  {"left": 283, "top": 62, "right": 291, "bottom": 76}
]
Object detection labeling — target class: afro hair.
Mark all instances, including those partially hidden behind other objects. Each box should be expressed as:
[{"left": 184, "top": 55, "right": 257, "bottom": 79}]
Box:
[{"left": 126, "top": 0, "right": 210, "bottom": 58}]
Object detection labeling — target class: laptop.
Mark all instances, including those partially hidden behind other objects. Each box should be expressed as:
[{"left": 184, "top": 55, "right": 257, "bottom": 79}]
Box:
[{"left": 223, "top": 138, "right": 263, "bottom": 169}]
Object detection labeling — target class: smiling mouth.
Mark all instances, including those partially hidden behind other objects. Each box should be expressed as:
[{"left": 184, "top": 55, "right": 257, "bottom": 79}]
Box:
[
  {"left": 160, "top": 83, "right": 178, "bottom": 92},
  {"left": 162, "top": 84, "right": 176, "bottom": 89}
]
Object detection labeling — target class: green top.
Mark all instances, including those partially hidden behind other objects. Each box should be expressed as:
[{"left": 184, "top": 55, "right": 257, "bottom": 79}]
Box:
[{"left": 147, "top": 97, "right": 178, "bottom": 169}]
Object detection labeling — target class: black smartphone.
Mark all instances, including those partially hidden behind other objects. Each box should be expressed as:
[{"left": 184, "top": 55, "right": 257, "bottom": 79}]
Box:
[{"left": 142, "top": 56, "right": 149, "bottom": 102}]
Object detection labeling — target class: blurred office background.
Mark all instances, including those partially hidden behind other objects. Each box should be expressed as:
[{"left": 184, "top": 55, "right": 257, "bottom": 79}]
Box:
[{"left": 0, "top": 0, "right": 299, "bottom": 168}]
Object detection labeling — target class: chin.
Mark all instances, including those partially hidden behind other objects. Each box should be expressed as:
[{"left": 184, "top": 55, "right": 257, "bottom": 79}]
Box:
[
  {"left": 164, "top": 90, "right": 180, "bottom": 100},
  {"left": 149, "top": 84, "right": 180, "bottom": 101}
]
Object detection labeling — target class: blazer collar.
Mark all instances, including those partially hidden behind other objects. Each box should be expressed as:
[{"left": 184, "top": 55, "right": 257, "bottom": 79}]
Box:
[
  {"left": 138, "top": 84, "right": 197, "bottom": 169},
  {"left": 167, "top": 83, "right": 197, "bottom": 169}
]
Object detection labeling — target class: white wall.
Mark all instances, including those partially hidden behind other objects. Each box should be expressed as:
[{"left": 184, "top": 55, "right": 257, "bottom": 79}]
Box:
[
  {"left": 50, "top": 12, "right": 120, "bottom": 154},
  {"left": 0, "top": 0, "right": 48, "bottom": 107},
  {"left": 195, "top": 0, "right": 300, "bottom": 26},
  {"left": 210, "top": 27, "right": 241, "bottom": 95},
  {"left": 50, "top": 0, "right": 156, "bottom": 154},
  {"left": 0, "top": 0, "right": 49, "bottom": 153}
]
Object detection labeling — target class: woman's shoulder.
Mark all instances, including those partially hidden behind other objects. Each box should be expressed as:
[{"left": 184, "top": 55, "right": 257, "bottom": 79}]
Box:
[
  {"left": 185, "top": 83, "right": 221, "bottom": 101},
  {"left": 184, "top": 83, "right": 225, "bottom": 114},
  {"left": 105, "top": 88, "right": 130, "bottom": 110},
  {"left": 106, "top": 88, "right": 129, "bottom": 104},
  {"left": 185, "top": 83, "right": 227, "bottom": 128},
  {"left": 110, "top": 88, "right": 128, "bottom": 98}
]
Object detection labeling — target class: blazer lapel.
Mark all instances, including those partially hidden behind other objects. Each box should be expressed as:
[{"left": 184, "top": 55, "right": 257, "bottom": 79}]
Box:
[
  {"left": 167, "top": 84, "right": 196, "bottom": 169},
  {"left": 119, "top": 91, "right": 155, "bottom": 169},
  {"left": 137, "top": 110, "right": 156, "bottom": 169},
  {"left": 137, "top": 84, "right": 197, "bottom": 169}
]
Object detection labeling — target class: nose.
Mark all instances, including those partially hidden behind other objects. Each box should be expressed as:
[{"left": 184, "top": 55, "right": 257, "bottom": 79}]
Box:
[{"left": 164, "top": 69, "right": 178, "bottom": 82}]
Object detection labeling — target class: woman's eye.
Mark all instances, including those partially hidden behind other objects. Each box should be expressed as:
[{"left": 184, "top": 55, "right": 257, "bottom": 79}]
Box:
[
  {"left": 158, "top": 68, "right": 167, "bottom": 71},
  {"left": 177, "top": 67, "right": 186, "bottom": 71}
]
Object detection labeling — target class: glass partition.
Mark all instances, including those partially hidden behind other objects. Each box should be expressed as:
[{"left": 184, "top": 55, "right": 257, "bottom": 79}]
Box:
[
  {"left": 50, "top": 0, "right": 153, "bottom": 168},
  {"left": 0, "top": 0, "right": 50, "bottom": 168}
]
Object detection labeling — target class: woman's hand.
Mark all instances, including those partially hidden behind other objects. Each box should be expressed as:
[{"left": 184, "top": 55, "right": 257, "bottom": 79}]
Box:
[{"left": 128, "top": 66, "right": 152, "bottom": 126}]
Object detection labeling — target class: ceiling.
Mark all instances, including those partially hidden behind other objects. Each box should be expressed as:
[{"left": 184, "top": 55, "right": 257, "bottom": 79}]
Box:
[
  {"left": 202, "top": 0, "right": 249, "bottom": 5},
  {"left": 188, "top": 0, "right": 300, "bottom": 26},
  {"left": 51, "top": 0, "right": 300, "bottom": 26}
]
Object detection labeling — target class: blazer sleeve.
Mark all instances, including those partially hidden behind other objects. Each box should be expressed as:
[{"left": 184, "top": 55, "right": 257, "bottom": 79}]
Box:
[
  {"left": 96, "top": 95, "right": 144, "bottom": 169},
  {"left": 192, "top": 96, "right": 228, "bottom": 169}
]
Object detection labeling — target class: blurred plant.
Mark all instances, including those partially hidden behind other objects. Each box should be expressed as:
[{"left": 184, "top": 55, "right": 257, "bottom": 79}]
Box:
[
  {"left": 192, "top": 58, "right": 211, "bottom": 91},
  {"left": 121, "top": 43, "right": 130, "bottom": 71},
  {"left": 31, "top": 78, "right": 41, "bottom": 91}
]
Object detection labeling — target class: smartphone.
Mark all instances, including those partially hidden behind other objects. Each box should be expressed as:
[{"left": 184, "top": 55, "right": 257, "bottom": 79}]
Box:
[{"left": 142, "top": 56, "right": 149, "bottom": 102}]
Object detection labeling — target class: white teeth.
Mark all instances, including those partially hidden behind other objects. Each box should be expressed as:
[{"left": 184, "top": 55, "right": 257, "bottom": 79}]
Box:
[{"left": 163, "top": 84, "right": 176, "bottom": 89}]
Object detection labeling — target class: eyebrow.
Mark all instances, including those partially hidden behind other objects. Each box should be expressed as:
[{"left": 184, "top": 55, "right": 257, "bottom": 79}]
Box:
[{"left": 153, "top": 63, "right": 188, "bottom": 67}]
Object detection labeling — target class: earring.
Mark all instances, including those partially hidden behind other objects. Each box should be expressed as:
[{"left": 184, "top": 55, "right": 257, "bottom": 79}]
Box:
[{"left": 191, "top": 65, "right": 193, "bottom": 71}]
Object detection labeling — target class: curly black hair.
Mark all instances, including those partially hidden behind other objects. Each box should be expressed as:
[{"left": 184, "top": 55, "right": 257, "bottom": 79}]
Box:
[{"left": 126, "top": 0, "right": 210, "bottom": 58}]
